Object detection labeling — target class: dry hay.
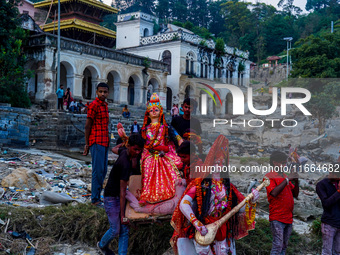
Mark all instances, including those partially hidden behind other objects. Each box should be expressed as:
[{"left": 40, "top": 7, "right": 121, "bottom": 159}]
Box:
[
  {"left": 10, "top": 239, "right": 27, "bottom": 254},
  {"left": 36, "top": 237, "right": 54, "bottom": 255}
]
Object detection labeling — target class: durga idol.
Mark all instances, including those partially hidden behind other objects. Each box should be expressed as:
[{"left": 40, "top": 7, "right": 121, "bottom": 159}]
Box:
[{"left": 139, "top": 93, "right": 183, "bottom": 205}]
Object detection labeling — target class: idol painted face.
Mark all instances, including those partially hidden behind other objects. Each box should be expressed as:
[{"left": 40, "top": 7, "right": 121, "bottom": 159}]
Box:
[{"left": 149, "top": 107, "right": 160, "bottom": 118}]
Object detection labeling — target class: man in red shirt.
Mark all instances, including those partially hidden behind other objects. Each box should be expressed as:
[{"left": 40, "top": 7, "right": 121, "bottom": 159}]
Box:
[
  {"left": 264, "top": 151, "right": 299, "bottom": 255},
  {"left": 83, "top": 83, "right": 110, "bottom": 207}
]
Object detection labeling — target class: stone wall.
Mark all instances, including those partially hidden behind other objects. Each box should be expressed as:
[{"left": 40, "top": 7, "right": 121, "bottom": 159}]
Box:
[
  {"left": 29, "top": 110, "right": 128, "bottom": 151},
  {"left": 30, "top": 111, "right": 87, "bottom": 151},
  {"left": 250, "top": 65, "right": 289, "bottom": 85},
  {"left": 0, "top": 105, "right": 31, "bottom": 147}
]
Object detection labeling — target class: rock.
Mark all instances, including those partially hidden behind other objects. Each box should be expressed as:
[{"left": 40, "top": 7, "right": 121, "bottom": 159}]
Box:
[
  {"left": 319, "top": 138, "right": 331, "bottom": 148},
  {"left": 300, "top": 129, "right": 319, "bottom": 147},
  {"left": 293, "top": 194, "right": 323, "bottom": 221},
  {"left": 42, "top": 156, "right": 53, "bottom": 161},
  {"left": 327, "top": 129, "right": 340, "bottom": 143},
  {"left": 311, "top": 148, "right": 323, "bottom": 156},
  {"left": 1, "top": 167, "right": 50, "bottom": 190}
]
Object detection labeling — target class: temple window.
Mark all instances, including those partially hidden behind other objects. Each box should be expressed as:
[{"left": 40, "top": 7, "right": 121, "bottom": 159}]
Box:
[{"left": 162, "top": 50, "right": 171, "bottom": 74}]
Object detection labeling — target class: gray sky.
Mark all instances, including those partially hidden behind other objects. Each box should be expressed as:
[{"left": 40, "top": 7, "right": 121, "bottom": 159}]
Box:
[{"left": 244, "top": 0, "right": 307, "bottom": 12}]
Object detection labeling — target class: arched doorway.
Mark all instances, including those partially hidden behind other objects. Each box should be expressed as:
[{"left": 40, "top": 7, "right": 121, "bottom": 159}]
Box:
[
  {"left": 213, "top": 93, "right": 220, "bottom": 115},
  {"left": 166, "top": 87, "right": 172, "bottom": 111},
  {"left": 143, "top": 28, "right": 150, "bottom": 37},
  {"left": 59, "top": 61, "right": 74, "bottom": 93},
  {"left": 162, "top": 50, "right": 172, "bottom": 74},
  {"left": 107, "top": 72, "right": 114, "bottom": 102},
  {"left": 26, "top": 62, "right": 38, "bottom": 95},
  {"left": 128, "top": 77, "right": 135, "bottom": 105},
  {"left": 107, "top": 70, "right": 121, "bottom": 103},
  {"left": 199, "top": 90, "right": 206, "bottom": 115},
  {"left": 82, "top": 68, "right": 92, "bottom": 99},
  {"left": 82, "top": 66, "right": 98, "bottom": 100},
  {"left": 226, "top": 93, "right": 233, "bottom": 115},
  {"left": 185, "top": 85, "right": 194, "bottom": 99}
]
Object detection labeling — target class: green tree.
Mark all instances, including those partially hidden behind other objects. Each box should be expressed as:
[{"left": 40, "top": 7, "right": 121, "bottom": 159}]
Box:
[
  {"left": 263, "top": 14, "right": 296, "bottom": 57},
  {"left": 207, "top": 0, "right": 227, "bottom": 38},
  {"left": 221, "top": 1, "right": 253, "bottom": 41},
  {"left": 290, "top": 31, "right": 340, "bottom": 134},
  {"left": 170, "top": 0, "right": 188, "bottom": 22},
  {"left": 0, "top": 0, "right": 31, "bottom": 108},
  {"left": 291, "top": 32, "right": 340, "bottom": 78},
  {"left": 156, "top": 0, "right": 171, "bottom": 20},
  {"left": 277, "top": 0, "right": 302, "bottom": 16},
  {"left": 187, "top": 0, "right": 208, "bottom": 27}
]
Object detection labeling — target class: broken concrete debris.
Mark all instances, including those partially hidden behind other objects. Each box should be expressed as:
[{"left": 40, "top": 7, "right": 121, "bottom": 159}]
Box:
[{"left": 0, "top": 150, "right": 93, "bottom": 208}]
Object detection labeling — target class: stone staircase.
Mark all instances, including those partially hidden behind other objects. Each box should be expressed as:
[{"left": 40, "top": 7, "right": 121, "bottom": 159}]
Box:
[{"left": 108, "top": 104, "right": 172, "bottom": 145}]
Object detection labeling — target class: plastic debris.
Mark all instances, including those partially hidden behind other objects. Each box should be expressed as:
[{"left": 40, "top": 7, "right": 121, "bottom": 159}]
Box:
[{"left": 40, "top": 191, "right": 78, "bottom": 205}]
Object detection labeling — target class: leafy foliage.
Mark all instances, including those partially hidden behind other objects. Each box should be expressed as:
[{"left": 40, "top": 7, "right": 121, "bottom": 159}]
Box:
[
  {"left": 0, "top": 0, "right": 31, "bottom": 108},
  {"left": 113, "top": 0, "right": 340, "bottom": 64},
  {"left": 290, "top": 31, "right": 340, "bottom": 134}
]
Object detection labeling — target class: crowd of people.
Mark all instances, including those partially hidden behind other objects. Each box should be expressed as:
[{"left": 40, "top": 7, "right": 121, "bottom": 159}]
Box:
[
  {"left": 56, "top": 85, "right": 88, "bottom": 113},
  {"left": 82, "top": 82, "right": 339, "bottom": 255}
]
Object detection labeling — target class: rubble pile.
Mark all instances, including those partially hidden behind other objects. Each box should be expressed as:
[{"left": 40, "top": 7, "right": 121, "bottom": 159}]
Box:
[{"left": 0, "top": 150, "right": 93, "bottom": 208}]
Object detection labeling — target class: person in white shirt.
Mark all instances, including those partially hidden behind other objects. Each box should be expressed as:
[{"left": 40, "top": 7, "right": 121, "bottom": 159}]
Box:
[
  {"left": 69, "top": 100, "right": 78, "bottom": 112},
  {"left": 130, "top": 120, "right": 140, "bottom": 134}
]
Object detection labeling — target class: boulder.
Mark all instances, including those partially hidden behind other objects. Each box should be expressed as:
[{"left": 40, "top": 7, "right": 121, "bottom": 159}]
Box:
[
  {"left": 327, "top": 129, "right": 340, "bottom": 143},
  {"left": 1, "top": 167, "right": 50, "bottom": 190}
]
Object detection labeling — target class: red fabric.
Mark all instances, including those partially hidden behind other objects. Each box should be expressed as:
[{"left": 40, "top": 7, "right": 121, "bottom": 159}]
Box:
[
  {"left": 152, "top": 145, "right": 169, "bottom": 152},
  {"left": 170, "top": 135, "right": 255, "bottom": 254},
  {"left": 87, "top": 97, "right": 109, "bottom": 147},
  {"left": 204, "top": 216, "right": 227, "bottom": 241},
  {"left": 264, "top": 171, "right": 295, "bottom": 224}
]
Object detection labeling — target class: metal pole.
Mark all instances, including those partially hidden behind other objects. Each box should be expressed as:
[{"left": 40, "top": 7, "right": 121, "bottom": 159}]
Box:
[
  {"left": 286, "top": 40, "right": 289, "bottom": 81},
  {"left": 57, "top": 0, "right": 61, "bottom": 92},
  {"left": 331, "top": 21, "right": 334, "bottom": 33}
]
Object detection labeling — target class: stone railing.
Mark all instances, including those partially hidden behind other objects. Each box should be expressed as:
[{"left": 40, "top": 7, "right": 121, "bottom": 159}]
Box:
[
  {"left": 26, "top": 33, "right": 168, "bottom": 71},
  {"left": 117, "top": 11, "right": 158, "bottom": 23},
  {"left": 140, "top": 30, "right": 249, "bottom": 59}
]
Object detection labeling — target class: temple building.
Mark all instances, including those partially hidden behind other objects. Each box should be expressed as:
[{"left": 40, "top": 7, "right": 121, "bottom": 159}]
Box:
[
  {"left": 34, "top": 0, "right": 117, "bottom": 47},
  {"left": 115, "top": 11, "right": 252, "bottom": 115},
  {"left": 21, "top": 1, "right": 167, "bottom": 108}
]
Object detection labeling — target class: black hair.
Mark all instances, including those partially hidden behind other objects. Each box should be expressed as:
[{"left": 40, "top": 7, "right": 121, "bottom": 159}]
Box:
[
  {"left": 177, "top": 140, "right": 196, "bottom": 155},
  {"left": 270, "top": 151, "right": 288, "bottom": 166},
  {"left": 128, "top": 134, "right": 145, "bottom": 148},
  {"left": 96, "top": 82, "right": 109, "bottom": 90},
  {"left": 198, "top": 177, "right": 239, "bottom": 239},
  {"left": 183, "top": 98, "right": 193, "bottom": 106},
  {"left": 329, "top": 162, "right": 340, "bottom": 177},
  {"left": 116, "top": 137, "right": 123, "bottom": 146}
]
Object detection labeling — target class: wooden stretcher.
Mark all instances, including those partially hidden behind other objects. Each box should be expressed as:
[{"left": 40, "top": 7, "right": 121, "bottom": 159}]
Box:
[{"left": 125, "top": 175, "right": 172, "bottom": 223}]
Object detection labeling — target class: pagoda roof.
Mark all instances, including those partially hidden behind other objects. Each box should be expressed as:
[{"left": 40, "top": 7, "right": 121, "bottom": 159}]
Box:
[
  {"left": 41, "top": 19, "right": 116, "bottom": 38},
  {"left": 266, "top": 56, "right": 281, "bottom": 61},
  {"left": 34, "top": 0, "right": 118, "bottom": 14}
]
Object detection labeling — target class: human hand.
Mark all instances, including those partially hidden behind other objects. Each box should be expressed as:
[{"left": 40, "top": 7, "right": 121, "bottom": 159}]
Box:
[
  {"left": 288, "top": 171, "right": 299, "bottom": 181},
  {"left": 121, "top": 216, "right": 129, "bottom": 225},
  {"left": 251, "top": 188, "right": 259, "bottom": 203},
  {"left": 83, "top": 145, "right": 89, "bottom": 156},
  {"left": 193, "top": 220, "right": 208, "bottom": 236}
]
